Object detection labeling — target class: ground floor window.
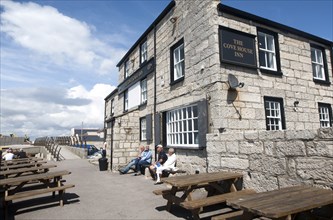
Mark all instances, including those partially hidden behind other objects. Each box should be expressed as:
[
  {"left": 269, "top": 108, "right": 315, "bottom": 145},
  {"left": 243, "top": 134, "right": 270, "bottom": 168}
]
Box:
[
  {"left": 140, "top": 117, "right": 147, "bottom": 141},
  {"left": 264, "top": 96, "right": 285, "bottom": 131},
  {"left": 318, "top": 103, "right": 332, "bottom": 127},
  {"left": 166, "top": 105, "right": 198, "bottom": 147}
]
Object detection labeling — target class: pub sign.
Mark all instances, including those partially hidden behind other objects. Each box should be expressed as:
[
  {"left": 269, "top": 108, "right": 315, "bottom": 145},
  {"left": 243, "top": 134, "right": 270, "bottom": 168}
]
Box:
[{"left": 219, "top": 26, "right": 257, "bottom": 68}]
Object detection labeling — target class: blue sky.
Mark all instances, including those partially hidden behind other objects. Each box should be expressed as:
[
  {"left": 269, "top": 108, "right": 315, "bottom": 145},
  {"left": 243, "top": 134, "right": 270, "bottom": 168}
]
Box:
[{"left": 0, "top": 0, "right": 332, "bottom": 140}]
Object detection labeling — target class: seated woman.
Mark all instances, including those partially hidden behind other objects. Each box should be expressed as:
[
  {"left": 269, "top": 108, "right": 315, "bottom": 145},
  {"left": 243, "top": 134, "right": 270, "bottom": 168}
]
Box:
[{"left": 154, "top": 148, "right": 176, "bottom": 184}]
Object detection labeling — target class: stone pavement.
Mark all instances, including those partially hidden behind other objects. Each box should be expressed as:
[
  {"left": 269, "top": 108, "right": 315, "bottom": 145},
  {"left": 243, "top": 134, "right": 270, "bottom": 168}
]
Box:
[{"left": 3, "top": 154, "right": 190, "bottom": 220}]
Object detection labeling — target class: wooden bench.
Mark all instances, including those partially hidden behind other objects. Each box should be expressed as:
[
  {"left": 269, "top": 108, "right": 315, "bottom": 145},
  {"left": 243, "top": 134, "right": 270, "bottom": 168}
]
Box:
[
  {"left": 4, "top": 184, "right": 75, "bottom": 205},
  {"left": 180, "top": 189, "right": 256, "bottom": 220}
]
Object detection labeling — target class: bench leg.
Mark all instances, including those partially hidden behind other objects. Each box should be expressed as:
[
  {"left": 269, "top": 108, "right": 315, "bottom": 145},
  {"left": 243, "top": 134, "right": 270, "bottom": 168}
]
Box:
[
  {"left": 59, "top": 190, "right": 64, "bottom": 206},
  {"left": 191, "top": 208, "right": 201, "bottom": 220}
]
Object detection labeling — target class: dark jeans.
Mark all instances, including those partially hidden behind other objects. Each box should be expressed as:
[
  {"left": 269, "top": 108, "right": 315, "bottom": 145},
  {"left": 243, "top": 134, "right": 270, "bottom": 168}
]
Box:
[{"left": 136, "top": 160, "right": 151, "bottom": 174}]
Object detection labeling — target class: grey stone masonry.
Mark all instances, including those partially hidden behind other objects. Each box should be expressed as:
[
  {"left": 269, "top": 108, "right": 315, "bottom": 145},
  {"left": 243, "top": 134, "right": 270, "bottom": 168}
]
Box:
[{"left": 206, "top": 127, "right": 333, "bottom": 192}]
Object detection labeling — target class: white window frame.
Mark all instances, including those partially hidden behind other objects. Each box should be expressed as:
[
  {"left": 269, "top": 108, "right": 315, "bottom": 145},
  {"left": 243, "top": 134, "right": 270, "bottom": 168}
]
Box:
[
  {"left": 140, "top": 78, "right": 147, "bottom": 104},
  {"left": 140, "top": 41, "right": 147, "bottom": 64},
  {"left": 111, "top": 99, "right": 114, "bottom": 115},
  {"left": 265, "top": 99, "right": 282, "bottom": 130},
  {"left": 319, "top": 104, "right": 331, "bottom": 128},
  {"left": 311, "top": 47, "right": 326, "bottom": 81},
  {"left": 258, "top": 31, "right": 277, "bottom": 71},
  {"left": 166, "top": 105, "right": 198, "bottom": 147},
  {"left": 124, "top": 91, "right": 128, "bottom": 111},
  {"left": 140, "top": 117, "right": 147, "bottom": 141},
  {"left": 124, "top": 60, "right": 130, "bottom": 78},
  {"left": 173, "top": 43, "right": 184, "bottom": 81}
]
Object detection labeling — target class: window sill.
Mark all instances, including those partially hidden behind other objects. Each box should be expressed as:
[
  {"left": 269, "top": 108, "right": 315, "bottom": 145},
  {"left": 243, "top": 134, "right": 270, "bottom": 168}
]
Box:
[
  {"left": 313, "top": 79, "right": 331, "bottom": 85},
  {"left": 260, "top": 68, "right": 283, "bottom": 76},
  {"left": 170, "top": 77, "right": 184, "bottom": 86},
  {"left": 167, "top": 145, "right": 205, "bottom": 150}
]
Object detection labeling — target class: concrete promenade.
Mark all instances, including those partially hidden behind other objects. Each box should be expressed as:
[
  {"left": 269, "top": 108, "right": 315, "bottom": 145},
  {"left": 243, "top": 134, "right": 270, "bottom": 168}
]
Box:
[{"left": 3, "top": 149, "right": 188, "bottom": 220}]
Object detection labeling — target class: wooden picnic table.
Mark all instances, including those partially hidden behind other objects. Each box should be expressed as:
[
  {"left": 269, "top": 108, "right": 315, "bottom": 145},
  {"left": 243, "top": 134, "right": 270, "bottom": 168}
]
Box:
[
  {"left": 1, "top": 157, "right": 43, "bottom": 165},
  {"left": 0, "top": 161, "right": 47, "bottom": 171},
  {"left": 158, "top": 171, "right": 245, "bottom": 219},
  {"left": 0, "top": 164, "right": 57, "bottom": 178},
  {"left": 226, "top": 185, "right": 333, "bottom": 220},
  {"left": 0, "top": 170, "right": 74, "bottom": 220}
]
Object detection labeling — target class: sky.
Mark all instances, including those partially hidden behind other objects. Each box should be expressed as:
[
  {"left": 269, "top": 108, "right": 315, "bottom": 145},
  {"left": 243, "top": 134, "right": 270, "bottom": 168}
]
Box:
[{"left": 0, "top": 0, "right": 332, "bottom": 140}]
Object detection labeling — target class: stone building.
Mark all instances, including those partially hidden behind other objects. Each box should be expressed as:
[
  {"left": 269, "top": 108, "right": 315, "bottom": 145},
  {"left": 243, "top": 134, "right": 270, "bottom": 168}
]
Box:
[{"left": 104, "top": 0, "right": 333, "bottom": 191}]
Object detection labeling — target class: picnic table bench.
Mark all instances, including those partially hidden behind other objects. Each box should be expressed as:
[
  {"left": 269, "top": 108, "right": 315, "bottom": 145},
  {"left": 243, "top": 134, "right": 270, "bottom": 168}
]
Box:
[
  {"left": 0, "top": 161, "right": 47, "bottom": 171},
  {"left": 226, "top": 185, "right": 333, "bottom": 220},
  {"left": 0, "top": 164, "right": 57, "bottom": 178},
  {"left": 0, "top": 170, "right": 75, "bottom": 220},
  {"left": 155, "top": 171, "right": 246, "bottom": 220},
  {"left": 1, "top": 157, "right": 43, "bottom": 165}
]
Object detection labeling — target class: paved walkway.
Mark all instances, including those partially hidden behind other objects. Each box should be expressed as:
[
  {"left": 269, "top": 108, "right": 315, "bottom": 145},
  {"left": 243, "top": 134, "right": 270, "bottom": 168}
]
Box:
[{"left": 4, "top": 153, "right": 189, "bottom": 220}]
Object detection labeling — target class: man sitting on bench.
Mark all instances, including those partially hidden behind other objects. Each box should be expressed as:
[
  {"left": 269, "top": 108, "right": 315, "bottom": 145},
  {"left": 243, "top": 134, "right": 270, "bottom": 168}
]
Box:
[
  {"left": 134, "top": 145, "right": 152, "bottom": 176},
  {"left": 118, "top": 146, "right": 144, "bottom": 174},
  {"left": 154, "top": 148, "right": 177, "bottom": 185}
]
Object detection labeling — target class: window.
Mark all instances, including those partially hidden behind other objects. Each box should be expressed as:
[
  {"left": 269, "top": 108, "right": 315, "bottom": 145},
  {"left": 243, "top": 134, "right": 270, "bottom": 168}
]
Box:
[
  {"left": 264, "top": 97, "right": 285, "bottom": 130},
  {"left": 124, "top": 59, "right": 130, "bottom": 78},
  {"left": 170, "top": 38, "right": 185, "bottom": 83},
  {"left": 140, "top": 78, "right": 147, "bottom": 104},
  {"left": 318, "top": 103, "right": 332, "bottom": 127},
  {"left": 110, "top": 99, "right": 114, "bottom": 116},
  {"left": 166, "top": 105, "right": 198, "bottom": 147},
  {"left": 124, "top": 90, "right": 128, "bottom": 112},
  {"left": 140, "top": 40, "right": 147, "bottom": 64},
  {"left": 258, "top": 29, "right": 280, "bottom": 73},
  {"left": 311, "top": 46, "right": 329, "bottom": 83},
  {"left": 140, "top": 117, "right": 147, "bottom": 141}
]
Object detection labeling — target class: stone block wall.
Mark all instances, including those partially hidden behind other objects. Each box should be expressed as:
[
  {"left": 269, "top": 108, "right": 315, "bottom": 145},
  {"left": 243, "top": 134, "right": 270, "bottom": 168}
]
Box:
[{"left": 206, "top": 127, "right": 333, "bottom": 192}]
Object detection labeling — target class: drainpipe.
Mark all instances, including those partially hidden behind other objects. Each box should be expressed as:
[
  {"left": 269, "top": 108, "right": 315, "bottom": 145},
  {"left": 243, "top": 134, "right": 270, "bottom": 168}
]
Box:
[{"left": 153, "top": 24, "right": 158, "bottom": 160}]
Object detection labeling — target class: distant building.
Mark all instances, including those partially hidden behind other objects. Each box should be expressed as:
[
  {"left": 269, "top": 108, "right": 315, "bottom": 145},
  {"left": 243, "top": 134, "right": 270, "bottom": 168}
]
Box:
[
  {"left": 104, "top": 0, "right": 332, "bottom": 190},
  {"left": 71, "top": 128, "right": 104, "bottom": 147}
]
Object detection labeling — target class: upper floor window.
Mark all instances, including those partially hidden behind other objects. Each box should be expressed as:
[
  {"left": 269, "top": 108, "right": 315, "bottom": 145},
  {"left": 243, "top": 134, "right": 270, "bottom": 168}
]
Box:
[
  {"left": 124, "top": 59, "right": 130, "bottom": 78},
  {"left": 258, "top": 29, "right": 280, "bottom": 74},
  {"left": 124, "top": 90, "right": 128, "bottom": 112},
  {"left": 140, "top": 117, "right": 147, "bottom": 141},
  {"left": 140, "top": 40, "right": 147, "bottom": 64},
  {"left": 318, "top": 103, "right": 332, "bottom": 128},
  {"left": 110, "top": 98, "right": 114, "bottom": 116},
  {"left": 140, "top": 78, "right": 147, "bottom": 104},
  {"left": 170, "top": 38, "right": 185, "bottom": 84},
  {"left": 166, "top": 105, "right": 198, "bottom": 148},
  {"left": 311, "top": 46, "right": 329, "bottom": 84},
  {"left": 264, "top": 97, "right": 285, "bottom": 131}
]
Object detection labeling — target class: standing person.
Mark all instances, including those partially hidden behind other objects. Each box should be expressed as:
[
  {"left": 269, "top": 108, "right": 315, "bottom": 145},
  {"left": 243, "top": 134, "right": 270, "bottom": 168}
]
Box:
[
  {"left": 135, "top": 145, "right": 152, "bottom": 175},
  {"left": 149, "top": 145, "right": 168, "bottom": 179},
  {"left": 155, "top": 148, "right": 177, "bottom": 184},
  {"left": 118, "top": 146, "right": 144, "bottom": 174},
  {"left": 102, "top": 141, "right": 107, "bottom": 158}
]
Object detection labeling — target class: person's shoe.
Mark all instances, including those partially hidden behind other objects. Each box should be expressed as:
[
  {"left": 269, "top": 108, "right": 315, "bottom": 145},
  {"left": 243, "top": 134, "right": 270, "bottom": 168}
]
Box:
[
  {"left": 154, "top": 181, "right": 163, "bottom": 185},
  {"left": 134, "top": 172, "right": 141, "bottom": 176},
  {"left": 118, "top": 169, "right": 125, "bottom": 175}
]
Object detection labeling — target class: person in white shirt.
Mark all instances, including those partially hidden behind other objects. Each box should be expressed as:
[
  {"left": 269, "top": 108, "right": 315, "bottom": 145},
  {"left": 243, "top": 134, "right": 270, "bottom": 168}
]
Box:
[
  {"left": 2, "top": 148, "right": 14, "bottom": 161},
  {"left": 155, "top": 148, "right": 177, "bottom": 184}
]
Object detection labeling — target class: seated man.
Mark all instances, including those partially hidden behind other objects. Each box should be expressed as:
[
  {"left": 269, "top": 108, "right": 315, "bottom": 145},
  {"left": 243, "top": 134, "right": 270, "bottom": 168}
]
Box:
[
  {"left": 154, "top": 148, "right": 177, "bottom": 184},
  {"left": 135, "top": 145, "right": 152, "bottom": 175},
  {"left": 149, "top": 145, "right": 168, "bottom": 180},
  {"left": 118, "top": 146, "right": 144, "bottom": 174},
  {"left": 2, "top": 148, "right": 14, "bottom": 161}
]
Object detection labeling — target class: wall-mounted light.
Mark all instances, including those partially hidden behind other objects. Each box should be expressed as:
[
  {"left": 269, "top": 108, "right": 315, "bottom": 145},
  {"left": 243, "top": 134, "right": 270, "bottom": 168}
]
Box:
[
  {"left": 170, "top": 16, "right": 178, "bottom": 23},
  {"left": 293, "top": 100, "right": 299, "bottom": 112}
]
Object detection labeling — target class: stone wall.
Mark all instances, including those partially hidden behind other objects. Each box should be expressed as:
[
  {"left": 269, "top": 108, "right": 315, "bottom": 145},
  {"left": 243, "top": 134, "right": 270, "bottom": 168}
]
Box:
[{"left": 206, "top": 127, "right": 333, "bottom": 192}]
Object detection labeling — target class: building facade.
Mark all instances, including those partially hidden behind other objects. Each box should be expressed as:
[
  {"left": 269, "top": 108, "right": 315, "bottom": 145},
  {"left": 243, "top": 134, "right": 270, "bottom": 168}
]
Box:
[{"left": 105, "top": 0, "right": 333, "bottom": 190}]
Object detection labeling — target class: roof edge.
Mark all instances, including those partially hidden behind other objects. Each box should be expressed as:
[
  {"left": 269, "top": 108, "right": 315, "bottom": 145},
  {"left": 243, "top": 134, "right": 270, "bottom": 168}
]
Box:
[
  {"left": 218, "top": 4, "right": 333, "bottom": 46},
  {"left": 104, "top": 88, "right": 118, "bottom": 100},
  {"left": 116, "top": 0, "right": 176, "bottom": 67}
]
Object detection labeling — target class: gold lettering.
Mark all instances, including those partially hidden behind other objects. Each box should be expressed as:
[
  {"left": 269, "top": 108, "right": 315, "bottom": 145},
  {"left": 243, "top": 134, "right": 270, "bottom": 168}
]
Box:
[
  {"left": 233, "top": 39, "right": 243, "bottom": 46},
  {"left": 235, "top": 52, "right": 244, "bottom": 58}
]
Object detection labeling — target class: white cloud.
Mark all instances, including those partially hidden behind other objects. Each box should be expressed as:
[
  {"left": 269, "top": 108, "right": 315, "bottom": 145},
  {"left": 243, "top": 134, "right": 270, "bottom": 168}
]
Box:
[
  {"left": 0, "top": 84, "right": 115, "bottom": 139},
  {"left": 0, "top": 0, "right": 125, "bottom": 75}
]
